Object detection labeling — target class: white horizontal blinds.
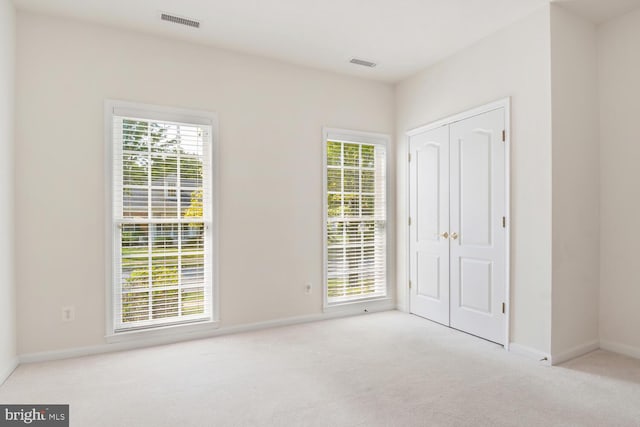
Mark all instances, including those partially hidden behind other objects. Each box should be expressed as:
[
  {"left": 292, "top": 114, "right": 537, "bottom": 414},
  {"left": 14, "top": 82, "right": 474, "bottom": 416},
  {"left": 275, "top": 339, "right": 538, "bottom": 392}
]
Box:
[
  {"left": 112, "top": 115, "right": 212, "bottom": 331},
  {"left": 326, "top": 139, "right": 386, "bottom": 303}
]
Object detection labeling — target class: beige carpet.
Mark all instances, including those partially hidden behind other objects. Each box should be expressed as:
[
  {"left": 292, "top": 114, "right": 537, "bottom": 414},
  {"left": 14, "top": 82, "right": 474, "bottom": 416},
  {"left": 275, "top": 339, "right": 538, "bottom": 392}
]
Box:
[{"left": 1, "top": 311, "right": 639, "bottom": 426}]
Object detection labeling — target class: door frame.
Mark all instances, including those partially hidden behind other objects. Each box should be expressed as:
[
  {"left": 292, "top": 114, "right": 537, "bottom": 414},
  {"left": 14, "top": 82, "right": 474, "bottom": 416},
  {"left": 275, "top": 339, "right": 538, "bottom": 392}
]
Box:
[{"left": 406, "top": 97, "right": 511, "bottom": 349}]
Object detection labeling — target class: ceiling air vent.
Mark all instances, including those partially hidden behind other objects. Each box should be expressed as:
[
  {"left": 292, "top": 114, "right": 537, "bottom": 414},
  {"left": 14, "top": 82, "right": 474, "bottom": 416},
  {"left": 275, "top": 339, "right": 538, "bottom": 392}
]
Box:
[
  {"left": 350, "top": 58, "right": 377, "bottom": 68},
  {"left": 160, "top": 12, "right": 200, "bottom": 29}
]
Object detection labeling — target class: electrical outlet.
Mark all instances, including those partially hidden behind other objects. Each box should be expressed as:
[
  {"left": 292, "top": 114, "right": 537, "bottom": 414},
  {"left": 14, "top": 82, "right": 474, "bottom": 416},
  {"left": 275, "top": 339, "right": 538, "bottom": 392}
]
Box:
[
  {"left": 62, "top": 306, "right": 75, "bottom": 322},
  {"left": 305, "top": 282, "right": 312, "bottom": 294}
]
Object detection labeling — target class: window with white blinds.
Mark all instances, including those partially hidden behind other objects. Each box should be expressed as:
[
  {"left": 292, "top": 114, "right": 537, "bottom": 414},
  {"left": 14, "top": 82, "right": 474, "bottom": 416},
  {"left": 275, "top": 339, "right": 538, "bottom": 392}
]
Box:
[
  {"left": 324, "top": 129, "right": 388, "bottom": 305},
  {"left": 109, "top": 102, "right": 216, "bottom": 333}
]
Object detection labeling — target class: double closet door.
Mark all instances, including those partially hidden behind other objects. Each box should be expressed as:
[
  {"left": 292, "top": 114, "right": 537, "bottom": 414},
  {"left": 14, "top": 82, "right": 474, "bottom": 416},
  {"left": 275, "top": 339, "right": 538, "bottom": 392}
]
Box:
[{"left": 409, "top": 107, "right": 507, "bottom": 345}]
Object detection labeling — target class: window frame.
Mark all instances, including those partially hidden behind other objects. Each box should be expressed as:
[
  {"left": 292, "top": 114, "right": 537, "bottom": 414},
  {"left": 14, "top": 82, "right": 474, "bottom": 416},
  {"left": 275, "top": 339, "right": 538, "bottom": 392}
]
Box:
[
  {"left": 322, "top": 127, "right": 391, "bottom": 310},
  {"left": 104, "top": 100, "right": 219, "bottom": 341}
]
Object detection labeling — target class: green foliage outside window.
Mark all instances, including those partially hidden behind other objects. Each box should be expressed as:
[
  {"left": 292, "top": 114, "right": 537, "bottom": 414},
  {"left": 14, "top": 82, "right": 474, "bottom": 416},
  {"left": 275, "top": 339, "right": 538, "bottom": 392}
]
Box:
[
  {"left": 326, "top": 140, "right": 382, "bottom": 299},
  {"left": 120, "top": 119, "right": 206, "bottom": 324}
]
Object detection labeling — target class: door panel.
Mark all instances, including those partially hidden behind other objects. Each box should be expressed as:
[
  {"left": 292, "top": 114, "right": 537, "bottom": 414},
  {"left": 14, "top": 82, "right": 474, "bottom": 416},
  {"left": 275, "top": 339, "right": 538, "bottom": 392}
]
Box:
[
  {"left": 417, "top": 144, "right": 441, "bottom": 242},
  {"left": 459, "top": 133, "right": 492, "bottom": 247},
  {"left": 417, "top": 253, "right": 440, "bottom": 299},
  {"left": 459, "top": 258, "right": 492, "bottom": 313},
  {"left": 409, "top": 126, "right": 449, "bottom": 326},
  {"left": 449, "top": 109, "right": 506, "bottom": 344}
]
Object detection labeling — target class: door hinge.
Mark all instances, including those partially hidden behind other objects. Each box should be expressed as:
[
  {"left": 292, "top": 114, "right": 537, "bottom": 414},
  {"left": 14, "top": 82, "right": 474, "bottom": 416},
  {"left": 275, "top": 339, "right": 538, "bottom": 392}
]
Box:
[
  {"left": 408, "top": 152, "right": 412, "bottom": 162},
  {"left": 502, "top": 302, "right": 506, "bottom": 314},
  {"left": 502, "top": 216, "right": 506, "bottom": 228},
  {"left": 408, "top": 217, "right": 412, "bottom": 226},
  {"left": 409, "top": 280, "right": 412, "bottom": 289},
  {"left": 502, "top": 130, "right": 506, "bottom": 142}
]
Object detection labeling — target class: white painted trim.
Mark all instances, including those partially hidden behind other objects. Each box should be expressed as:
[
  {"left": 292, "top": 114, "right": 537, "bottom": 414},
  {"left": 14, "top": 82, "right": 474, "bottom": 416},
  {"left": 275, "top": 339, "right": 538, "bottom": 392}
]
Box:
[
  {"left": 104, "top": 99, "right": 220, "bottom": 338},
  {"left": 406, "top": 98, "right": 510, "bottom": 137},
  {"left": 550, "top": 340, "right": 599, "bottom": 365},
  {"left": 19, "top": 308, "right": 396, "bottom": 364},
  {"left": 600, "top": 340, "right": 640, "bottom": 360},
  {"left": 104, "top": 101, "right": 114, "bottom": 339},
  {"left": 324, "top": 127, "right": 390, "bottom": 145},
  {"left": 508, "top": 343, "right": 551, "bottom": 365},
  {"left": 210, "top": 114, "right": 221, "bottom": 324},
  {"left": 402, "top": 131, "right": 411, "bottom": 314},
  {"left": 503, "top": 98, "right": 512, "bottom": 350},
  {"left": 0, "top": 357, "right": 18, "bottom": 386},
  {"left": 323, "top": 297, "right": 395, "bottom": 314},
  {"left": 105, "top": 320, "right": 220, "bottom": 344},
  {"left": 321, "top": 127, "right": 392, "bottom": 310},
  {"left": 322, "top": 127, "right": 328, "bottom": 309},
  {"left": 404, "top": 98, "right": 512, "bottom": 347},
  {"left": 110, "top": 101, "right": 215, "bottom": 127}
]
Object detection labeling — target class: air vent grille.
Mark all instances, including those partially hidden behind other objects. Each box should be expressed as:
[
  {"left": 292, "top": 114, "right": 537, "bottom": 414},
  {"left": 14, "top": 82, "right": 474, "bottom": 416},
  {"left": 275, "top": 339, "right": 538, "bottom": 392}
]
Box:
[
  {"left": 161, "top": 13, "right": 200, "bottom": 28},
  {"left": 350, "top": 58, "right": 377, "bottom": 68}
]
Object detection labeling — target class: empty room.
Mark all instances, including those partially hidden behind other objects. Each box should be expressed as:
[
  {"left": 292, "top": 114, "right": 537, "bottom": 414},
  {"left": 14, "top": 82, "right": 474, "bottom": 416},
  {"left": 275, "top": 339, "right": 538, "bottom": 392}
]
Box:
[{"left": 1, "top": 0, "right": 640, "bottom": 425}]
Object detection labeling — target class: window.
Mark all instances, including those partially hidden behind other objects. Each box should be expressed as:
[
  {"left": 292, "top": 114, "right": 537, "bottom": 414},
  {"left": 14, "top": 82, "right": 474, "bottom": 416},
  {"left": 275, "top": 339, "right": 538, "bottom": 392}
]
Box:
[
  {"left": 323, "top": 128, "right": 388, "bottom": 306},
  {"left": 107, "top": 101, "right": 217, "bottom": 334}
]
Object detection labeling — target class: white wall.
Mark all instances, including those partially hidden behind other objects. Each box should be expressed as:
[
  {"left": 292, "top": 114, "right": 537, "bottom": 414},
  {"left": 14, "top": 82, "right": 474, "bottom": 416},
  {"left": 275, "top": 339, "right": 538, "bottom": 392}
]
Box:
[
  {"left": 15, "top": 12, "right": 395, "bottom": 355},
  {"left": 0, "top": 0, "right": 16, "bottom": 383},
  {"left": 598, "top": 6, "right": 640, "bottom": 358},
  {"left": 396, "top": 6, "right": 553, "bottom": 355},
  {"left": 549, "top": 5, "right": 600, "bottom": 362}
]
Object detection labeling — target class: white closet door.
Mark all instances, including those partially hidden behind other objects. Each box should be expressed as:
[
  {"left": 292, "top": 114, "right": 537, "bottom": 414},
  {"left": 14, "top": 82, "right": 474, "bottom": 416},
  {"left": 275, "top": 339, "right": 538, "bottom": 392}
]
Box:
[
  {"left": 449, "top": 108, "right": 506, "bottom": 344},
  {"left": 409, "top": 126, "right": 450, "bottom": 326}
]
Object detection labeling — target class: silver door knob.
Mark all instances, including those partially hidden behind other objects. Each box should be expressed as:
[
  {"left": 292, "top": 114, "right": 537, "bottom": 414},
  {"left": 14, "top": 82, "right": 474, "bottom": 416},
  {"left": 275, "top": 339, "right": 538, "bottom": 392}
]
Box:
[
  {"left": 451, "top": 232, "right": 458, "bottom": 240},
  {"left": 441, "top": 232, "right": 449, "bottom": 239}
]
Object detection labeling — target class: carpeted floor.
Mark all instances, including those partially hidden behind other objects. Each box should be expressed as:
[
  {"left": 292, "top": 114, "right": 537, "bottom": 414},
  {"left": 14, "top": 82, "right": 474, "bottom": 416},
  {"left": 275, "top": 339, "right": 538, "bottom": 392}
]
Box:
[{"left": 1, "top": 311, "right": 639, "bottom": 426}]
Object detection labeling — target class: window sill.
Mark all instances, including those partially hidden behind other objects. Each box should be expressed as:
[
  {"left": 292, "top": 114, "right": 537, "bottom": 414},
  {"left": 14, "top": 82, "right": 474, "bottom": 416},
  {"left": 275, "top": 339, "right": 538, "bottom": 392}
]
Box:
[
  {"left": 105, "top": 319, "right": 220, "bottom": 344},
  {"left": 323, "top": 297, "right": 394, "bottom": 314}
]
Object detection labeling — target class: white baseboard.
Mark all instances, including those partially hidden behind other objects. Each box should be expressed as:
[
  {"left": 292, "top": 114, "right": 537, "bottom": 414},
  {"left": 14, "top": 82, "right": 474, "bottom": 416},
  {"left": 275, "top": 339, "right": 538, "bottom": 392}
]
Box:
[
  {"left": 550, "top": 340, "right": 600, "bottom": 365},
  {"left": 19, "top": 303, "right": 396, "bottom": 364},
  {"left": 0, "top": 357, "right": 18, "bottom": 386},
  {"left": 600, "top": 339, "right": 640, "bottom": 360},
  {"left": 508, "top": 343, "right": 551, "bottom": 365}
]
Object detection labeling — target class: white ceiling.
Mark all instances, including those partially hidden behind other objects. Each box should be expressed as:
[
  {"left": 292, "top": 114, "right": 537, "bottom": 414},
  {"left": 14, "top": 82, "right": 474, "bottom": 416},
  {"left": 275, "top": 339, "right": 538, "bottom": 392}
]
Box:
[
  {"left": 12, "top": 0, "right": 640, "bottom": 82},
  {"left": 552, "top": 0, "right": 640, "bottom": 23}
]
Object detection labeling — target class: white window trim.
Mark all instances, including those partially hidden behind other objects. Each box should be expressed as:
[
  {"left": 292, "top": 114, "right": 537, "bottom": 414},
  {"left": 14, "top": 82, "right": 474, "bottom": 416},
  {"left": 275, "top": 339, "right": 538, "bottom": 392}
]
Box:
[
  {"left": 104, "top": 99, "right": 220, "bottom": 342},
  {"left": 322, "top": 127, "right": 391, "bottom": 311}
]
